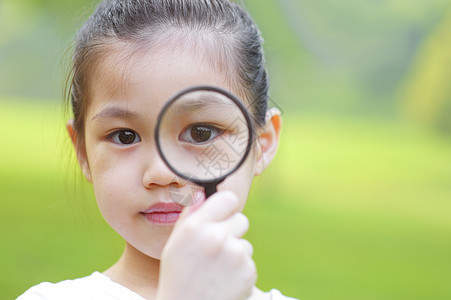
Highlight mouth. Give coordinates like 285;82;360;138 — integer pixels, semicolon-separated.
140;202;184;225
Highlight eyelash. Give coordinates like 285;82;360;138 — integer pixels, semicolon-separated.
179;124;223;144
107;129;141;145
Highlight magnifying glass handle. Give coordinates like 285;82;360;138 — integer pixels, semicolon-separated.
204;183;217;199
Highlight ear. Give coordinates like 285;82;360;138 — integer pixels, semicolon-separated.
254;108;282;176
67;119;92;182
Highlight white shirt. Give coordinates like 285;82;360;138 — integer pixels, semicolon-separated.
17;272;298;300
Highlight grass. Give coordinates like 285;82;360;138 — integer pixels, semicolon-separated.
1;100;451;299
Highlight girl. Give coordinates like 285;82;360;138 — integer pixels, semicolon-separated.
19;0;295;299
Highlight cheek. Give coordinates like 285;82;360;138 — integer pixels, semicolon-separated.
87;146;143;211
218;150;257;209
90;157;144;239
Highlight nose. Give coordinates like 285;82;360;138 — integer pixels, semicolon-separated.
142;149;180;189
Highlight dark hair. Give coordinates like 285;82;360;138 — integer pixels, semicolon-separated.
68;0;268;148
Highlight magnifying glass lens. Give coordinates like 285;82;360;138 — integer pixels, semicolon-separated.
157;89;250;183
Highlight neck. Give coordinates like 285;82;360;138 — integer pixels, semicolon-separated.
104;242;160;299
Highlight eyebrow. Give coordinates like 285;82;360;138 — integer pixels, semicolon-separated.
173;94;237;113
90;105;142;122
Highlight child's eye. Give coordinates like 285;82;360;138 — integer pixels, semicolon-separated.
108;130;141;145
179;124;222;144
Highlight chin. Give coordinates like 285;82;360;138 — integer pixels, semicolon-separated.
130;236;169;260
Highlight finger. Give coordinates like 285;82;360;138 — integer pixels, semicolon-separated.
224;236;255;261
192;191;240;222
220;212;249;238
178;189;206;222
238;238;254;257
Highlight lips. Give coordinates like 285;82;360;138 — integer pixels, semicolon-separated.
141;202;184;225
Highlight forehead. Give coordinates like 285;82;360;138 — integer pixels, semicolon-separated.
86;41;236;118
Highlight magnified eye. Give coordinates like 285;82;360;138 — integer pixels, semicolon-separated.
180;124;222;144
108;130;141;145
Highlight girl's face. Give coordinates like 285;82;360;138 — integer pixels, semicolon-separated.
76;44;260;259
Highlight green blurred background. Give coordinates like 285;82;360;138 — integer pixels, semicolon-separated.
1;0;451;299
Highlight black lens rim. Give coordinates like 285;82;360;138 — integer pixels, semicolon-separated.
154;85;255;186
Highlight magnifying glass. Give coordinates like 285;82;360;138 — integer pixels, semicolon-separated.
155;85;254;199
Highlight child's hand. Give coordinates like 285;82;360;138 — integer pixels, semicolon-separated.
156;191;256;300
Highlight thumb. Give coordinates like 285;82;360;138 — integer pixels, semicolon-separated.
177;189;206;224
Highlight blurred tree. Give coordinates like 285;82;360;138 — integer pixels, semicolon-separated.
277;0;448;99
2;0;450;115
0;0;95;99
399;8;451;134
